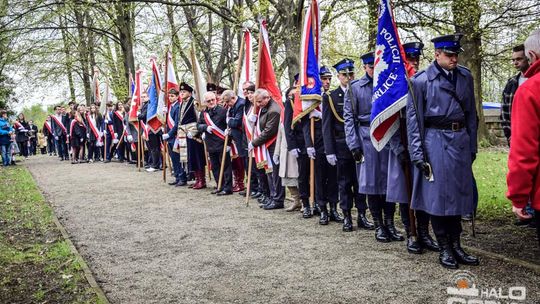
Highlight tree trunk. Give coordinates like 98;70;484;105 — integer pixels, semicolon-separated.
74;8;92;105
366;0;379;51
59;14;76;103
114;1;135;98
452;0;488;141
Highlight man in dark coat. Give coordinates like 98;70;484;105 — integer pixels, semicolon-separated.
222;90;246;193
250;88;284;209
178;82;206;189
162;89;187;186
139;91;162;172
197;91;232;195
323;59;374;232
407;34;479;269
344;52;403;243
51;105;68;161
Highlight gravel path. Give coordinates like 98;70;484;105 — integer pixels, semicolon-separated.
26;156;539;303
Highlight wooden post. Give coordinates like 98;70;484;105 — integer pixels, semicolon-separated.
309;117;315;208
137;123;141;171
203;140;211;181
217;133;229;191
162;47;170;183
244;149;254;207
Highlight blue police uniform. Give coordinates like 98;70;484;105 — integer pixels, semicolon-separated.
406;33;479;268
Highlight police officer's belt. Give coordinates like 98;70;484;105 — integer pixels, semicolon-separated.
359;121;370;127
425;121;465;131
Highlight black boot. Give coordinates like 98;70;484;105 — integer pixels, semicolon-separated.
329;202;343;223
357;211;375;230
450;235;479;266
302;200;312;219
405;227;423;254
312;204;321;216
319;209;329;225
436;235;458;269
384;216;404;241
417;222;439;252
342;210;353;232
373;215;391;243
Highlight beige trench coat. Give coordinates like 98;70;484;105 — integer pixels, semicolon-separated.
273;123;299;179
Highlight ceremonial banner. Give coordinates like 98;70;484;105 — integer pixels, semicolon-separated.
165;51;178;130
147;57;165;132
292;0;322;126
190;44;207;106
370;0;415;151
129;69;143;123
91;67;101;104
256;19;283;109
237;29;254;98
100;80;112;116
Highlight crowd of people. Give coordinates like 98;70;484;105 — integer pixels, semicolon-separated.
1;29;539;269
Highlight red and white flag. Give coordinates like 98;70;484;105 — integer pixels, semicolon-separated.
256;19;283;109
129;69;143;124
190;44;207;105
165;51;178;129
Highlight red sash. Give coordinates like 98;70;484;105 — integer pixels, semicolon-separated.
43;121;52;134
167;101;177;130
203;112;225;140
51;115;66;134
254;107;277;173
86;113;101;142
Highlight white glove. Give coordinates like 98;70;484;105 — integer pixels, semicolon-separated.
127;135;133;142
98;131;103;137
136;111;141;116
248;142;254;151
307;147;316;159
206;126;214;133
224;128;230;136
161;127;165;132
226;116;231;124
162;133;170;140
248;114;257;123
114;133;118;139
201;133;206;140
326;154;337;166
86;133;90;139
96;141;103;147
104;119;109;124
272;154;280;165
290;148;300;158
54;136;59;140
113;139;119;144
309;110;322;119
226;146;231;152
80;138;84;143
187;132;193;139
161;106;168;114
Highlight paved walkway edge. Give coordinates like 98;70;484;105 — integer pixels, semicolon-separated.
463;245;540;274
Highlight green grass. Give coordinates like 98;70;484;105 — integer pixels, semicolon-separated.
0;166;100;303
473;150;512;220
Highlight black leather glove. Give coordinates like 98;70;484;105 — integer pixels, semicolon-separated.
351;148;363;162
471;153;476;163
413;160;431;179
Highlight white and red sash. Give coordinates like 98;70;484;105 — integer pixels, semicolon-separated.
140;121;149;139
51;115;66;134
229;141;239;159
86;113;102;143
114;111;126;139
105;112;116;140
43;121;52;134
13;121;23;130
203;112;225;140
167;102;177;130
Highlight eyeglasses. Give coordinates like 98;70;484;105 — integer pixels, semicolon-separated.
205;98;217;102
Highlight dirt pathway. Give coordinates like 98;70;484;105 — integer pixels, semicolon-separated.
26;156;539;304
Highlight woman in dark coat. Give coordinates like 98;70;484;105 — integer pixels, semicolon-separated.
15;113;30;159
70;110;87;164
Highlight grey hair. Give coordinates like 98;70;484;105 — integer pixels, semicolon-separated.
524;28;540;62
203;91;216;101
221;90;236;101
253;88;270;100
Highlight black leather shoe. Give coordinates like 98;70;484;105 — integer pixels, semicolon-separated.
329;206;344;223
319;211;329;225
238;190;246;196
357;213;375;230
175;180;187;187
169;180;179;186
211;189;220;194
263;200;284;210
259;197;273;208
451;235;479;266
438;236;458;269
217;190;233;196
302;204;312;219
405;228;423;254
312;204;321;216
342;211;353;232
252;192;262;199
418;224;439;252
257;195;267;203
373;216;391;243
384;218;405;241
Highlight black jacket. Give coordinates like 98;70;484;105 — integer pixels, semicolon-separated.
322;87;352;159
227;98;246;157
197;105;227;153
284;97;306;153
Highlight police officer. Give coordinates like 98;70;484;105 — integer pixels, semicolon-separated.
323;59;374;232
344;52;403;242
387;42;439;253
406;34;479;268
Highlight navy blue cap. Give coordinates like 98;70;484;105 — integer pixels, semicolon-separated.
206;83;217;92
402;42;424;58
333;58;355;74
361;52;375;65
319;66;332;78
431;34;464;54
179;82;193;93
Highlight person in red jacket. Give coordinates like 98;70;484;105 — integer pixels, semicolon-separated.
506;28;540;247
